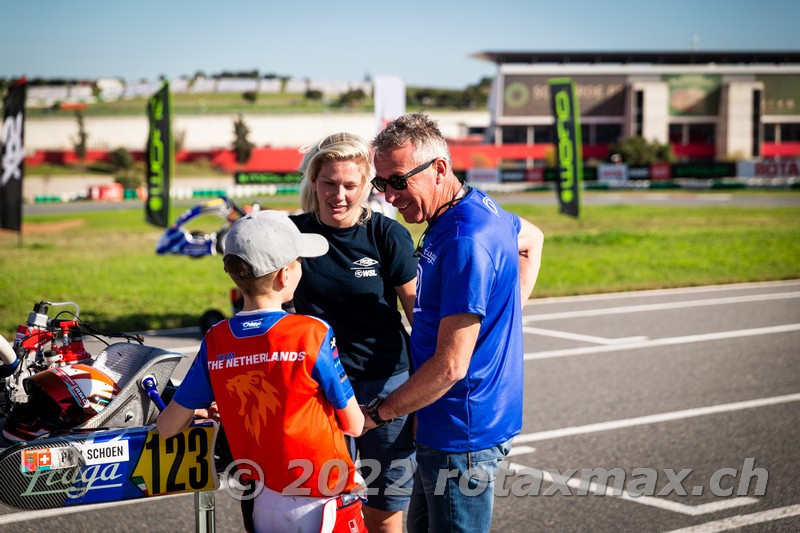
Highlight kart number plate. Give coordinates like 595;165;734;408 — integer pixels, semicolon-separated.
132;424;218;496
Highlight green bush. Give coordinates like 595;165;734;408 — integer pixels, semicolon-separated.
109;147;134;171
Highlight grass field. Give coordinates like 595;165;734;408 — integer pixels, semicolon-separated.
26;91;487;118
1;196;798;339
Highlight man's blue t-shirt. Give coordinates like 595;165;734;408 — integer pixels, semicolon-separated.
412;188;524;452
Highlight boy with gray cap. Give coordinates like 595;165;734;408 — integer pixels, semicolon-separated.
158;210;366;532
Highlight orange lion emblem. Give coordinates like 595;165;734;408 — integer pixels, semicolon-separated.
226;370;281;444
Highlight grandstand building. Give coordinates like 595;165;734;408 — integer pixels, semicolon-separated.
474;50;800;161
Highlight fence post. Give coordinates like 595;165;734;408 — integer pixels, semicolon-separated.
195;491;215;532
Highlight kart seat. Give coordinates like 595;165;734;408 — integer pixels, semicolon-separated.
77;342;185;430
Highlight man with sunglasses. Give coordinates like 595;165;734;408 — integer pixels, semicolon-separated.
365;113;544;532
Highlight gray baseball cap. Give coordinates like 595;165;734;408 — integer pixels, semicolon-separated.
223;210;328;277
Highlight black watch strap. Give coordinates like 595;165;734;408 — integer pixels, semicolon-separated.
366;396;390;427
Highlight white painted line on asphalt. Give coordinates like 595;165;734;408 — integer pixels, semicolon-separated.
524;291;800;322
505;462;757;516
663;503;800;532
645;193;670;201
523;326;648;345
524;323;800;361
696;194;732;202
515;392;800;443
506;445;536;457
526;280;800;307
0;492;190;525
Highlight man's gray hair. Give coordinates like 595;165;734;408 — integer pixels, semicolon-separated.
372;113;452;166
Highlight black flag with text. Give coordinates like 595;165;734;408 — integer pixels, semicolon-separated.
1;79;26;232
548;78;582;218
145;82;172;227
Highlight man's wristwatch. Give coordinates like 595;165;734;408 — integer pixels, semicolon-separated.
365;396;391;427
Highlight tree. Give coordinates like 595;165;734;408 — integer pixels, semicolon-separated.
174;128;187;153
232;114;254;164
608;137;675;165
109;147;134;171
73;111;88;164
109;147;142;189
305;89;323;101
337;88;366;108
242;91;258;104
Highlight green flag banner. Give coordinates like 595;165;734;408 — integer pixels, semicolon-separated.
548;78;583;218
145;82;172;227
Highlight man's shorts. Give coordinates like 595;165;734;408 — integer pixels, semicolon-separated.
348;371;416;513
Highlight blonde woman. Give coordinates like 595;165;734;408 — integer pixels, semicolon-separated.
290;132;417;533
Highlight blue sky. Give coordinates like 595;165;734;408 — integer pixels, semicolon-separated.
2;0;798;88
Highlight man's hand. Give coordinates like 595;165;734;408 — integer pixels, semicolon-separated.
360;404;377;434
194;401;220;422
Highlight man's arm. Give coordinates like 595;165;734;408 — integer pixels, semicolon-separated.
395;278;417;327
156;401;196;439
363;313;480;428
517;216;544;305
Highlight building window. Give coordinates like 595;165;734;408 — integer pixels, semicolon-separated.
669;124;685;144
635;90;644;137
581;125;591;145
595;124;622;144
532;125;554;144
752;90;761;157
764;124;776;142
502;126;527;144
688;123;715;144
781;123;800;142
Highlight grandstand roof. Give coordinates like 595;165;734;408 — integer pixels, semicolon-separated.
472;50;800;65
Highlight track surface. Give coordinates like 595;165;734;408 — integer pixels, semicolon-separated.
1;280;798;532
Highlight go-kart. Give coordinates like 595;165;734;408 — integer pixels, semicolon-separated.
0;300;222;510
155;196;252;332
156;196;254;258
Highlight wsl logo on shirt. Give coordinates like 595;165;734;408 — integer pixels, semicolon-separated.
351;257;378;278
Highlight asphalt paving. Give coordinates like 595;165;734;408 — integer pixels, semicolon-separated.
0;280;798;532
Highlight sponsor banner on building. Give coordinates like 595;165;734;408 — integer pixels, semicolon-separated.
500;169;526;182
145;82;172;228
526;168;545;183
598;164;628;182
650;163;672;181
672;162;736;179
503;75;625;119
757;75;800;116
737;159;800;177
1;79;26;233
549;78;583;218
627;165;650;180
663;74;721;116
374;76;405;133
466;168;501;184
234;172;302;184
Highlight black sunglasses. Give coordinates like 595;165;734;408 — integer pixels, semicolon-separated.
371;159;436;193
